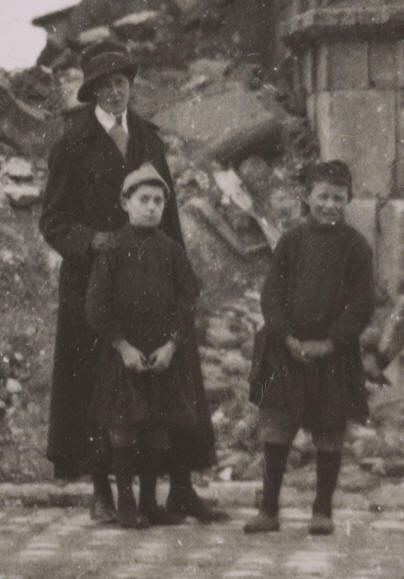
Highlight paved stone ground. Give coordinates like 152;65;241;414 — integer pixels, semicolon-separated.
0;507;404;578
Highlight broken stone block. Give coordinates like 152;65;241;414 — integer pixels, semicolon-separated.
112;11;159;41
377;200;404;297
6;378;22;394
359;457;386;475
345;199;377;255
0;70;61;158
201;363;233;404
199;346;222;365
368;40;395;89
77;26;112;46
218;466;233;481
188;58;232;79
2;157;33;180
206;318;240;349
181;75;210;93
4;184;42;209
301;48;314;95
153;83;282;162
316;41;369;91
316;90;395;199
207;118;282;166
221;349;250;376
396;40;404;88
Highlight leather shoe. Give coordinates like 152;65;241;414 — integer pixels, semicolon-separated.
141;504;183;526
117;510;150;529
309;513;334;535
90;496;117;524
167;489;230;523
243;511;279;534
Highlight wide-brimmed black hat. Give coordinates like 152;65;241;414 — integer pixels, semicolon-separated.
77;40;138;103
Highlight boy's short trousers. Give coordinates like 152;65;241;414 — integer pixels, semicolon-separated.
258;407;344;452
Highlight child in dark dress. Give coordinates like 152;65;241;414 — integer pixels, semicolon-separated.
85;162;200;528
245;160;374;535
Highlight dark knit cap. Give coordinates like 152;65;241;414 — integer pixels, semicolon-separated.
305;160;353;200
77;40;138;103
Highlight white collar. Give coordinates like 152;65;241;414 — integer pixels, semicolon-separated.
95;105;129;134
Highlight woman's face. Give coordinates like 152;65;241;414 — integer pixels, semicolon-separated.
93;72;131;115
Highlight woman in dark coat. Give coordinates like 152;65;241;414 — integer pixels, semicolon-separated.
39;40;220;523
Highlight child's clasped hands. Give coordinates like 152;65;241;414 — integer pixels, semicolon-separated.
286;335;334;364
115;339;176;373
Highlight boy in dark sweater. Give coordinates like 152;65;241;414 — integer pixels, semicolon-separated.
245;161;374;535
85;163;200;528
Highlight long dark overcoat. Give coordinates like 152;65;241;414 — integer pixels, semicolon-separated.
40;105;215;478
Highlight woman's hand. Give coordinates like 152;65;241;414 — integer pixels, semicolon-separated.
114;339;147;373
92;231;116;251
148;340;176;373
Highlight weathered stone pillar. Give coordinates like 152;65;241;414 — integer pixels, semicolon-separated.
284;0;404;200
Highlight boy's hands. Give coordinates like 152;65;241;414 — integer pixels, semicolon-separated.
301;338;334;360
148;340;176;373
114;339;147;373
113;339;177;374
286;335;309;364
286;335;334;364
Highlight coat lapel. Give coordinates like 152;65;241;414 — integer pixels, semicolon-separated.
74;109;128;189
71;107;162;189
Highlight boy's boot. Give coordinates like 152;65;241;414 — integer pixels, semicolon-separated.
114;448;149;529
166;465;229;523
90;466;116;523
309;450;341;535
139;451;183;526
244;443;289;534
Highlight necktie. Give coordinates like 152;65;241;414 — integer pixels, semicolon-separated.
109;115;128;158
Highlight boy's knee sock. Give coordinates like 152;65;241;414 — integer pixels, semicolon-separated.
313;450;342;517
262;443;289;516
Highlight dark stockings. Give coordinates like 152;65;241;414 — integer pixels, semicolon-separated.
92;465;113;504
114;447;136;515
169;463;192;499
262;443;289;517
313;450;341;517
139;449;160;514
